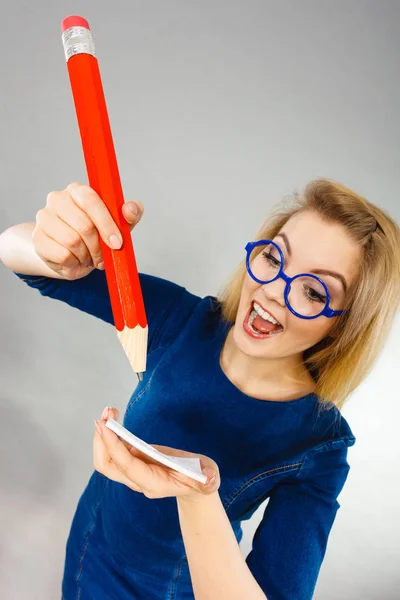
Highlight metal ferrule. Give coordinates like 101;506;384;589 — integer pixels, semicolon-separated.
61;26;96;61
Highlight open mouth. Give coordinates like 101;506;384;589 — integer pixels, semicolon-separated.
243;301;284;338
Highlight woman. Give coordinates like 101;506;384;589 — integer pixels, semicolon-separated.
1;178;399;599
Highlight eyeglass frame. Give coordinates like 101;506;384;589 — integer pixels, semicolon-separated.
244;240;347;320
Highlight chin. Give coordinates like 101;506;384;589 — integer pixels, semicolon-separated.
232;322;269;357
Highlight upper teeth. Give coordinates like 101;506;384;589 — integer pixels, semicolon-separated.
253;302;281;326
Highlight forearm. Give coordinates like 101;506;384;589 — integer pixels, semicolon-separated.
177;492;267;600
0;222;62;277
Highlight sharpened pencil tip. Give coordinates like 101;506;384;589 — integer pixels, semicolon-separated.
136;372;144;382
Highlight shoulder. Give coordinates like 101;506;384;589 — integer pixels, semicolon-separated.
335;410;356;446
296;405;355;494
135;272;205;326
292;400;356;482
138;271;193;300
141;279;224;351
311;398;356;448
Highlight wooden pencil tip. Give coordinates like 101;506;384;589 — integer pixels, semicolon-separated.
117;324;148;374
137;372;144;382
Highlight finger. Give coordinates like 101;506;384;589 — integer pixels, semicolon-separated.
93;421;142;492
100;408;146;460
50;193;105;269
97;419;154;488
164;458;219;494
101;406;119;421
100;409;178;465
150;447;220;493
32;225;81;274
99;412;218;495
36;208;92;267
122;201;144;230
64;183;123;251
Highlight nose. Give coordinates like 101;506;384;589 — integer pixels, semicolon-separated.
261;277;286;309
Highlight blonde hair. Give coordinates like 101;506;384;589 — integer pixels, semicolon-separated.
216;178;400;411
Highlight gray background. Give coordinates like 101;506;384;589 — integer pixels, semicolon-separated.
1;1;399;598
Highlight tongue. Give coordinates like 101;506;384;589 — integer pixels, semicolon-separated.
253;314;281;333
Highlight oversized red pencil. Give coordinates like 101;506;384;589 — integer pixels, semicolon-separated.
61;15;147;381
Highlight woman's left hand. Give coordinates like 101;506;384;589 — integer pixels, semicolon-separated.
93;407;220;502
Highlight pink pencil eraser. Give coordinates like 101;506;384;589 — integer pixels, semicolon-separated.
61;16;90;32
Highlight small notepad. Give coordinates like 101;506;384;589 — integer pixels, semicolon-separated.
105;419;207;484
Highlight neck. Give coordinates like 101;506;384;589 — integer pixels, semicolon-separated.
220;327;315;401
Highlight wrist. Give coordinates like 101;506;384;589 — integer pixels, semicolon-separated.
177;490;220;509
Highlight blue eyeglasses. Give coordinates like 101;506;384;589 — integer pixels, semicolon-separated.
245;240;347;320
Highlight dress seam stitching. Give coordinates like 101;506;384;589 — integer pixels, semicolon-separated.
223;462;302;509
168;558;186;600
74;478;108;599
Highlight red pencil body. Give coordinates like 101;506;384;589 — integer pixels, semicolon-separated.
61;18;147;353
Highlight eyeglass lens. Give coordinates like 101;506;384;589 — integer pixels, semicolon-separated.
248;243;330;317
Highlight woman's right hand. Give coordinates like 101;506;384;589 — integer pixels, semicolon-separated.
32;182;144;280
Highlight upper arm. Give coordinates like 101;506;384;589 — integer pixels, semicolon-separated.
245;440;354;600
13;269;202;353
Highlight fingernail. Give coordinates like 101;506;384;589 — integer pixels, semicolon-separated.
101;406;111;420
94;420;102;435
127;201;138;216
109;234;122;249
97;261;105;270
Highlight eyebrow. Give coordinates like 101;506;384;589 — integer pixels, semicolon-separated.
274;232;348;294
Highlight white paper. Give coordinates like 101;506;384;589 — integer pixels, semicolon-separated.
105;419;207;484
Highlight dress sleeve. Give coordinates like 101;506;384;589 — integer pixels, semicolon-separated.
245;437;355;600
13;269;201;353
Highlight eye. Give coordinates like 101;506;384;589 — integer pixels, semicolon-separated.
262;251;280;268
303;285;326;304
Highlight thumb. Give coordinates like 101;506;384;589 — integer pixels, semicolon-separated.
200;467;219;493
122;201;144;227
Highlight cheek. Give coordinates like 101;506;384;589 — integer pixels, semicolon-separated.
239;278;257;307
289;315;332;343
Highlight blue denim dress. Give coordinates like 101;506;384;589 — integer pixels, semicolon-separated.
14;269;356;600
